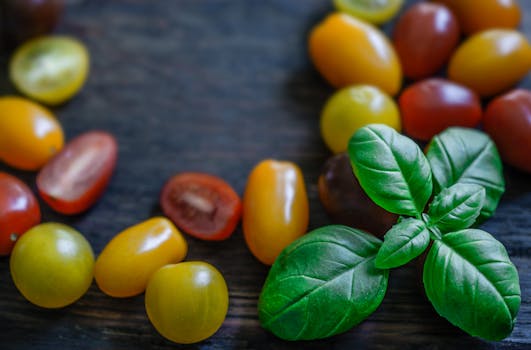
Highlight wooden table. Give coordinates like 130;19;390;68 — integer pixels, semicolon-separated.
0;1;530;349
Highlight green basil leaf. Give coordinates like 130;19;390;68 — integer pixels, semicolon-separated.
348;124;432;217
426;127;505;223
258;225;388;340
423;229;521;341
427;183;485;233
375;218;430;269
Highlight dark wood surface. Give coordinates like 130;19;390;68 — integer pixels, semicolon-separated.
0;1;530;349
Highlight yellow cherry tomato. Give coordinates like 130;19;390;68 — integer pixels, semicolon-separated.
10;223;94;308
145;262;228;344
94;217;187;298
309;13;402;95
448;29;531;97
321;85;401;153
243;160;309;265
0;96;64;170
334;0;403;25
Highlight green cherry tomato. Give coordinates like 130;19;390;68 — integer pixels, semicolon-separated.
333;0;403;25
10;223;94;308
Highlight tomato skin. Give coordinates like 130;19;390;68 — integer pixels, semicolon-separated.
160;172;241;241
94;217;187;298
448;29;531;97
399;79;482;141
393;3;460;80
483;89;531;173
321;85;401;153
243;160;309;265
36;131;118;215
10;223;94;308
309;13;402;95
0;96;64;170
145;262;229;344
433;0;521;35
0;173;41;255
333;0;403;25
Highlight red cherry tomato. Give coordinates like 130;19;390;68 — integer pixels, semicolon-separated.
36;131;118;215
0;172;41;255
399;78;482;141
393;3;460;80
483;89;531;174
160;172;242;240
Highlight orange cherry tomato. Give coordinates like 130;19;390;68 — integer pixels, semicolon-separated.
243;160;309;265
433;0;521;35
0;96;63;170
94;217;187;298
309;13;402;95
448;29;531;97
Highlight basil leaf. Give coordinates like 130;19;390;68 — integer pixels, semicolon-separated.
426;127;504;222
375;218;430;269
258;225;388;340
348;124;432;217
423;229;521;341
427;183;485;233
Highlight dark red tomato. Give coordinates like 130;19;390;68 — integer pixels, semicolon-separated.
399;78;482;141
0;172;41;255
160;172;242;241
318;153;397;238
36;131;118;215
393;3;460;80
483;89;531;173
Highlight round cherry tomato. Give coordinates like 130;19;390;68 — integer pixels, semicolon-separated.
0;173;41;255
483;89;531;173
243;160;309;265
321;85;401;153
10;223;94;308
0;96;64;170
145;261;228;344
309;13;402;95
318;153;397;237
9;36;90;105
448;29;531;97
333;0;403;25
94;217;187;298
160;172;241;241
433;0;521;35
399;79;482;141
36;131;118;215
393;3;460;80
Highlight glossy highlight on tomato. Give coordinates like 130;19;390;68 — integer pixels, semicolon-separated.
243;160;309;265
0;96;64;170
309;13;402;95
145;261;229;344
160;172;241;241
36;131;118;215
0;173;41;255
95;217;187;298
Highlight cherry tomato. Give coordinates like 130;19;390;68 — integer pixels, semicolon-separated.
399;79;482;141
0;96;64;170
448;29;531;97
333;0;403;25
36;131;118;215
483;89;531;173
318;153;397;237
10;223;94;308
0;173;41;255
321;85;401;153
145;261;228;344
243;160;309;265
393;3;460;80
433;0;521;35
9;36;90;105
94;217;187;298
309;13;402;95
160;172;241;241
